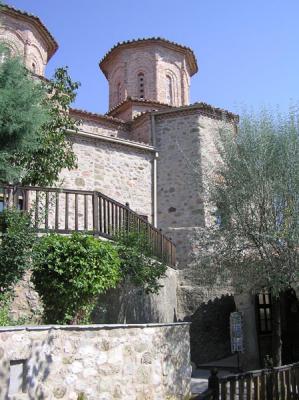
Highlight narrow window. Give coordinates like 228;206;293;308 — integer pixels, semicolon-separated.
32;62;36;73
166;75;173;104
138;73;145;99
117;82;122;103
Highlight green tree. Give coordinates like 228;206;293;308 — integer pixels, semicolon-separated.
0;51;79;185
14;67;80;186
0;51;49;183
202;108;299;366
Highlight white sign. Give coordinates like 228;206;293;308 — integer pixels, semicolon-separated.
230;311;244;353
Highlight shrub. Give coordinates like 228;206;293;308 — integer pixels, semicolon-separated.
32;233;121;324
115;231;167;294
0;208;35;292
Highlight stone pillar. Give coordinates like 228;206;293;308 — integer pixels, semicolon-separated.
234;293;260;370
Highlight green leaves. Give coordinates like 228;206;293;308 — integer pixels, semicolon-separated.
206;107;299;296
115;231;167;294
31;231;167;324
0;53;80;185
0;208;35;291
32;233;121;324
0;55;50;183
14;67;80;186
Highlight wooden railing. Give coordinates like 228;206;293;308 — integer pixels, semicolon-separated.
0;185;176;266
197;363;299;399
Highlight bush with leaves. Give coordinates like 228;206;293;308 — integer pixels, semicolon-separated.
115;231;167;294
0;208;35;292
32;233;121;324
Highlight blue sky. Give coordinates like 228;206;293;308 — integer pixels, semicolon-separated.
6;0;299;115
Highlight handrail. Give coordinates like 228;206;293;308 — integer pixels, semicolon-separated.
0;185;176;266
202;362;299;399
219;361;299;382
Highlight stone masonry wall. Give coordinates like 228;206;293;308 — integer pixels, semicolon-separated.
74;115;130;140
155;110;233;279
154;110;236;364
94;267;178;325
0;323;191;400
59;133;154;220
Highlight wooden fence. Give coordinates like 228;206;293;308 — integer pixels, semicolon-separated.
0;185;176;266
197;362;299;400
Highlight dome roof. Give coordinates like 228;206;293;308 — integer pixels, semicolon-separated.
99;37;198;78
1;4;58;61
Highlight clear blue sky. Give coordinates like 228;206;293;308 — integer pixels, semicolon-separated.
6;0;299;115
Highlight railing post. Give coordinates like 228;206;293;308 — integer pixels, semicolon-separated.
93;191;99;237
208;368;219;399
125;202;130;233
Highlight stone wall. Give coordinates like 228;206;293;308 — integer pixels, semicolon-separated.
0;323;191;400
130;114;152;144
72;112;130;140
94;267;178;324
59;133;154;220
154;109;237;364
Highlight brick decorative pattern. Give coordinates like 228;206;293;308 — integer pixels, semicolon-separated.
0;8;55;75
102;42;192;111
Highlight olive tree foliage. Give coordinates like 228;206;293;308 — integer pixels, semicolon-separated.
198;109;299;297
0;43;80;185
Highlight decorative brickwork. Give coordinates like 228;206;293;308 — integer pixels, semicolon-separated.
0;5;57;75
100;39;197;111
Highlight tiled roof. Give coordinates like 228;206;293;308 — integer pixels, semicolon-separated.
1;4;58;60
70;108;127;125
107;97;172;116
99;37;198;77
128;102;238;123
153;102;239;123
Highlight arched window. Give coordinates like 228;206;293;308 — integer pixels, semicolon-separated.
138;72;145;99
166;75;173;104
0;47;11;64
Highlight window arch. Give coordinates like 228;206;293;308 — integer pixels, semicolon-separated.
138;72;145;99
165;75;173;104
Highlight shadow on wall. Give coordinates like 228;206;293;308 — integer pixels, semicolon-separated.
0;331;54;399
186;294;236;366
92;283;160;324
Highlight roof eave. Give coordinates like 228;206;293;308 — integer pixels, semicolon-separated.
99;38;198;78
